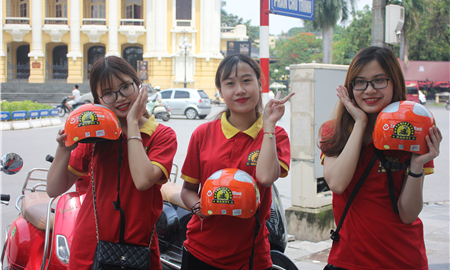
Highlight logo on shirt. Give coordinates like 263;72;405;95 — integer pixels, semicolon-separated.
212;187;234;204
246;150;260;166
77;111;100;127
377;156;401;173
392;122;416;141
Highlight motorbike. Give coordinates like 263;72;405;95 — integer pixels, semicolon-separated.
56;97;89;117
146;100;171;122
157;166;298;270
1;153;88;270
1;152;297;270
446;100;450;111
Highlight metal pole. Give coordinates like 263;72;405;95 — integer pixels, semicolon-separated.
184;46;187;88
260;0;270;104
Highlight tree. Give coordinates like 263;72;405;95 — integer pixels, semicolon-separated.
307;0;356;64
333;6;372;64
269;32;322;79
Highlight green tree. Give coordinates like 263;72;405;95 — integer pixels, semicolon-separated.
307;0;356;64
269;32;322;80
333;6;372;64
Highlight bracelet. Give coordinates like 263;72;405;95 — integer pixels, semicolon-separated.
408;169;425;178
127;136;143;143
191;201;201;215
263;132;275;139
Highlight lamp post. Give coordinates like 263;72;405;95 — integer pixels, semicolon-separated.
274;69;278;93
285;66;290;90
178;36;192;88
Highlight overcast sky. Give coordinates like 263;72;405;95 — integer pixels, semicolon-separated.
223;0;374;35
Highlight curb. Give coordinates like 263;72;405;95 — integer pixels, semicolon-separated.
1;117;63;131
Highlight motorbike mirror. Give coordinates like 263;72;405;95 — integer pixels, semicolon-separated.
1;153;23;175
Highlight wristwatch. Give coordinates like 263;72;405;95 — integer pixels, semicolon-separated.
408;168;425;178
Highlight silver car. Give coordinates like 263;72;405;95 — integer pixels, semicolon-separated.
160;88;211;119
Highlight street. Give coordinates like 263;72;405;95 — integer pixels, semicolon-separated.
1;104;449;268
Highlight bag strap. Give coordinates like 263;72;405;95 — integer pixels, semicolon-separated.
330;153;379;243
238;208;261;270
91;138;156;247
373;148;403;214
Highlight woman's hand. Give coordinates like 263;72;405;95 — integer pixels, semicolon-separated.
56;129;78;151
411;126;442;167
263;91;295;125
336;85;367;123
127;84;148;124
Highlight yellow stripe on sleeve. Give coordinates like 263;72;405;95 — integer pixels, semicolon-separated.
181;174;200;184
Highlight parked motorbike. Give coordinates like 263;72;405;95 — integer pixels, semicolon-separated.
1;153;88;270
56;97;89;117
157;166;298;270
146;101;171;121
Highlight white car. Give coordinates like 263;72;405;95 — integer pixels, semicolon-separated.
418;91;426;105
160;88;211;119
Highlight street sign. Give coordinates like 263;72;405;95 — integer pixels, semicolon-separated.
270;0;314;21
227;41;252;57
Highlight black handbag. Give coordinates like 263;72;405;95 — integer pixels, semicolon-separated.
90;141;154;270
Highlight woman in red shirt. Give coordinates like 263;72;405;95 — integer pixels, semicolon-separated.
319;46;442;270
180;54;294;270
47;56;177;269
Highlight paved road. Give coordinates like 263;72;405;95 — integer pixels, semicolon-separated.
1;104;449;269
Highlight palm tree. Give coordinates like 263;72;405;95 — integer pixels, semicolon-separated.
310;0;356;64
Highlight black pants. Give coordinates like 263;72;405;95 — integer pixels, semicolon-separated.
324;264;347;270
181;246;271;270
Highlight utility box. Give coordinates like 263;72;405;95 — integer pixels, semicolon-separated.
286;63;348;241
385;5;405;45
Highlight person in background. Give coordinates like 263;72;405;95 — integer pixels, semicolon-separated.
67;84;81;111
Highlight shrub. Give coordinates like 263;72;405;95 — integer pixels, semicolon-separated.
0;100;53;120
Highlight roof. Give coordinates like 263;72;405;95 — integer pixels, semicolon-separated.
399;61;450;81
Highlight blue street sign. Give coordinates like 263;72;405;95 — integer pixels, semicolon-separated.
29;110;40;119
11;111;27;120
270;0;314;21
1;111;10;121
39;109;49;117
49;109;59;116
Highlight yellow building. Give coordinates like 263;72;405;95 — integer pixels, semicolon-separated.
1;0;248;96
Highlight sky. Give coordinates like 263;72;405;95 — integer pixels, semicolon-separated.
223;0;374;36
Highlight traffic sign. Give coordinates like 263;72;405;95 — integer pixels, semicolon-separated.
270;0;314;21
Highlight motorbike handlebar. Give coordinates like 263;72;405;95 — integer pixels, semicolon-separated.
45;155;54;163
1;194;10;202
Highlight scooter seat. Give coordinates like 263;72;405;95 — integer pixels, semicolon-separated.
22;192;55;231
161;182;188;210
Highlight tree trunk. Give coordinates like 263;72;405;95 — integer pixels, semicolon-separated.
372;0;386;47
322;25;334;64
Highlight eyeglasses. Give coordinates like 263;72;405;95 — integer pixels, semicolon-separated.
351;78;391;91
100;82;136;104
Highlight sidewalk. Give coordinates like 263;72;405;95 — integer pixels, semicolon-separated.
283;202;450;269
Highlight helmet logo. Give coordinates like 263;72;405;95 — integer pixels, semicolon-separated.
212;187;234;204
78;111;100;127
383;124;389;131
246;150;260;166
392;122;416;140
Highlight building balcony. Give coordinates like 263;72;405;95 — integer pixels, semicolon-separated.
220;24;248;41
43;18;70;42
119;19;145;44
81;19;108;43
4;17;31;42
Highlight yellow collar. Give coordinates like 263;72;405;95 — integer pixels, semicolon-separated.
140;115;159;137
221;112;262;140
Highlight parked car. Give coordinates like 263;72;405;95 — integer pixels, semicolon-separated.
160;88;211;119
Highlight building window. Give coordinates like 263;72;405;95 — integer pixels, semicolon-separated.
125;0;142;19
123;47;143;71
20;3;27;17
91;0;106;19
176;0;191;20
56;5;62;17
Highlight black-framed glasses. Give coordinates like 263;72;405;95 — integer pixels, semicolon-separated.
100;82;136;104
351;78;391;91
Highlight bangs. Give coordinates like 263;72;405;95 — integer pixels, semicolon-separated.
220;57;240;83
97;67;128;95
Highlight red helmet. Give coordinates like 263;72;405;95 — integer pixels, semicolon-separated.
201;168;260;219
373;101;435;154
64;104;121;147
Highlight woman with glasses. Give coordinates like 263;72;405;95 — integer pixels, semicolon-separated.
318;46;442;270
47;56;177;269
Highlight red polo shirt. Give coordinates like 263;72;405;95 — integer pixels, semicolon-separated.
67;116;177;270
181;113;290;270
320;121;433;270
